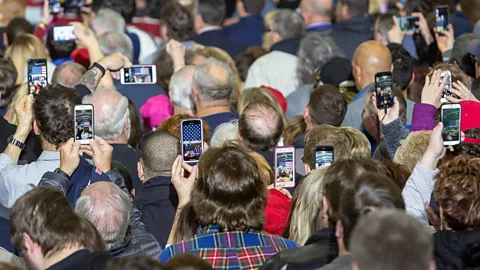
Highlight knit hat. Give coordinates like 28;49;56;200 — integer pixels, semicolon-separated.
318;57;356;93
140;94;174;131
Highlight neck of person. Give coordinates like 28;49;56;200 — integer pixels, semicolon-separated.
41;139;59;152
195;100;231;118
106;136;128;145
238;11;251;18
44;244;85;269
174;105;195;116
197;24;222;35
338;247;351;257
359;77;374;91
308;16;331;26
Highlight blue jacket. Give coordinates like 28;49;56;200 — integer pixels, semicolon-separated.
306;22;333;33
195;29;249;58
329;15;374;60
224;15;264;46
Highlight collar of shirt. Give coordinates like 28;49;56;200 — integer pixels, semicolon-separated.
197;26;222;35
353;82;374;101
37;151;60;161
307;21;332;30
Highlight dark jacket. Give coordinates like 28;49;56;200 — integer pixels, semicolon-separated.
46;249;112;270
134;176;178;249
0;217;15;254
0;115;42;163
434;230;480;270
224;15;264;46
195;29;248;58
329;15;374;60
111;144;142;191
39;168;162;258
113;79;167;117
260;228;338;270
270;37;303;56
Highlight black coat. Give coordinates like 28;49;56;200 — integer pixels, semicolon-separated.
195;29;248;58
434;230;480;270
0;115;42;163
329;15;374;60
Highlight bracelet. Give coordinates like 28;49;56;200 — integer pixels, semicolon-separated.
89;62;106;77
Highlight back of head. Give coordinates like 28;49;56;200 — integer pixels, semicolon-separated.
34;84;81;148
91;0;135;24
196;0;226;26
388;43;415;91
394;130;432;173
156;114;211;140
98;32;134;61
374;13;395;44
161;2;196;41
83;89;129;140
6;17;33;46
427;63;470;87
51;61;86;88
234;46;268;82
340;126;371;159
303;125;348;170
382;161;411;190
338;0;369;18
307;84;347;127
210;120;238;148
154;47;174;91
6;34;47;84
141;132;179;178
92;8;126;35
237;88;285;121
352;41;392;88
304;0;333;17
46;26;76;61
0;54;18;109
166;253;213;270
271;9;306;40
323;158;387;227
297;33;343;85
239;102;284;152
10;187;105;257
169;65;196;110
193;57;234;104
106;256;169;270
241;0;265;15
351;209;432;270
76;182;132;248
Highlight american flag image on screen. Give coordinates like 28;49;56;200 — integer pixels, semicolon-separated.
182;123;202;143
182;122;202;162
31;65;47;76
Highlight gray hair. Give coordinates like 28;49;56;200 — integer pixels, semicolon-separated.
75;182;132;249
169;65;195;110
83;89;130;140
98;32;134;61
210;120;239;148
92;8;126;34
51;61;86;88
297;33;343;85
193;57;234;103
271;9;306;40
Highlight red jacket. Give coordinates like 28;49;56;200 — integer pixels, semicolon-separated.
264;189;291;236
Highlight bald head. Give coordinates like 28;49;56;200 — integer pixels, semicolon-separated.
193;57;234;104
51;61;86;88
142;132;180;178
352;41;392;89
301;0;333;26
239;102;284;152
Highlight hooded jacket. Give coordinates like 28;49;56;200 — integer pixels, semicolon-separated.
434;230;480;270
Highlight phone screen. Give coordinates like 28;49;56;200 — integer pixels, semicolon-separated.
75;106;94;144
27;59;48;95
53;26;76;42
442;107;461;144
436;6;449;33
275;150;295;187
49;0;61;14
181;119;203;162
375;72;394;109
398;16;419;32
315;147;334;168
440;72;456;102
122;66;155;84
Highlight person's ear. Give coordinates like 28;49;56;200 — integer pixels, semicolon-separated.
409;72;416;87
429;260;437;270
390;63;394;72
23;233;38;255
33;120;40;135
272;31;282;43
237;132;243;142
192;85;199;102
304;164;311;175
3;32;8;48
137;161;145;182
237;0;245;15
352;262;360;270
161;25;169;42
131;188;136;197
322;195;329;225
335;219;344;239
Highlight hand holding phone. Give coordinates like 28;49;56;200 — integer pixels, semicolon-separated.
27;59;48;96
181;119;204;163
315;146;334;168
375;72;394;109
121;65;157;84
441;103;461;146
74;104;95;145
275;147;295;188
397;16;420;32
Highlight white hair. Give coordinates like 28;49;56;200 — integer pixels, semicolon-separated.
75;182;132;249
210;120;239;148
169;65;195;110
98;32;134;61
92;8;126;34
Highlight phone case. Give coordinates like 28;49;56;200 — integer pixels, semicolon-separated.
274;147;295;188
180;119;204;163
74;105;95;145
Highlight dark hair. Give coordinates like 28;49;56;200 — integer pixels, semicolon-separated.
388;43;415;91
6;17;33;46
127;99;141;149
166;253;213;270
452;129;480;157
91;0;136;24
307;84;347;127
0;53;18;108
471;76;480;101
34;84;81;149
46;26;76;61
339;0;369;17
197;0;226;26
106;256;169;270
239;102;284;152
141;132;179;177
161;2;196;42
234;46;268;82
154;48;174;91
241;0;266;15
382;161;411;190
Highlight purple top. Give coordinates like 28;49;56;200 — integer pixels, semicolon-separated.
410;103;437;131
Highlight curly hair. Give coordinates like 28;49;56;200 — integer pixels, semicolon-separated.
156;114;210;141
382;161;411;190
434;155;480;231
453;128;480;157
394;131;432;173
34;84;81;149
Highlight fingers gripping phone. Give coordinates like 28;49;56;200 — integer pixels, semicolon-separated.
315;146;334;168
398;16;420;32
375;72;394;109
441;103;461;146
436;6;449;34
27;59;48;96
181;119;204;163
440;71;454;103
274;146;295;188
121;65;157;84
74;104;95;145
53;26;77;42
49;0;61;14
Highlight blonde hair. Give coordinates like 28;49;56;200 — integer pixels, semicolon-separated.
6;34;48;85
210;120;239;148
287;167;327;245
249;151;274;186
237;87;287;126
283;116;307;146
394;131;432;172
341;126;371;159
7;83;28;125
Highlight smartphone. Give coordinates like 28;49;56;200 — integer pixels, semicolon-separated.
181;119;204;163
74;104;95;145
53;26;76;42
49;0;61;14
441;103;461;146
375;72;394;109
440;71;454;103
274;146;295;188
27;59;48;96
315;146;334;168
120;65;157;84
398;16;420;32
436;6;449;34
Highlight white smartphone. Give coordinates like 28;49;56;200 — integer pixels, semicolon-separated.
53;26;76;42
74;104;95;145
180;119;204;164
120;65;157;84
440;71;452;103
441;103;461;146
274;146;295;188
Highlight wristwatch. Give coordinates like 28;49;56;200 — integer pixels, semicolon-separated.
89;62;106;77
7;136;25;150
54;168;71;179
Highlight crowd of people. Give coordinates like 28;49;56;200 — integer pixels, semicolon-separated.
0;0;479;269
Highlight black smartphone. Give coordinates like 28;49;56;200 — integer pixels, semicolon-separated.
375;71;394;109
315;146;334;168
49;0;61;15
436;6;449;33
398;16;420;32
74;104;95;144
180;119;204;163
441;103;461;146
27;59;48;96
